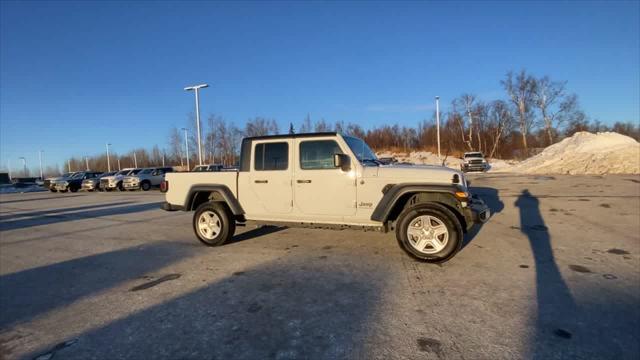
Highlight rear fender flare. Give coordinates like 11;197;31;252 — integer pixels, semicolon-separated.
184;184;244;215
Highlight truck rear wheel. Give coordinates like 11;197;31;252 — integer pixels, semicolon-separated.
193;202;235;246
395;204;462;263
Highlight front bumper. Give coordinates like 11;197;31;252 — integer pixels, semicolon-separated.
462;195;490;230
462;163;489;172
82;183;98;190
123;182;140;190
54;184;68;191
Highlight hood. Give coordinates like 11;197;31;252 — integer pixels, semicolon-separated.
366;164;464;186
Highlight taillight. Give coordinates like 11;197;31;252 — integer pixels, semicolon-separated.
160;180;168;193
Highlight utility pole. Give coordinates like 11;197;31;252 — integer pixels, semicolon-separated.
435;96;441;160
182;127;190;171
38;150;44;179
106;143;112;172
184;84;208;165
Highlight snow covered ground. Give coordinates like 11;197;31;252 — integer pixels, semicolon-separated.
377;132;640;175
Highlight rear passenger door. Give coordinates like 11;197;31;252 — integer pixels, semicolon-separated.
246;140;293;216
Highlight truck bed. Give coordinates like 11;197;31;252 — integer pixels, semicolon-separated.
165;171;238;208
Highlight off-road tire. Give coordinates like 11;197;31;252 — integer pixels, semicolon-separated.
69;187;78;193
117;182;124;191
395;203;462;263
192;202;236;246
49;189;57;193
141;181;151;191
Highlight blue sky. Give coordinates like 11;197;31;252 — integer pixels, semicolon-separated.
1;0;638;170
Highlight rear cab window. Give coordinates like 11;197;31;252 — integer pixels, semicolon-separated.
254;142;289;171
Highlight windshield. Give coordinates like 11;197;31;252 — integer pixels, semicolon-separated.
130;169;142;175
193;166;206;172
344;136;378;163
70;173;84;179
139;169;153;174
464;152;483;158
116;170;129;175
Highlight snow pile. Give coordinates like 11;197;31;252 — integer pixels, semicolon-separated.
506;132;640;175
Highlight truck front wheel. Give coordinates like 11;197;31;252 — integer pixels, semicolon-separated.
395;204;462;263
193;202;236;246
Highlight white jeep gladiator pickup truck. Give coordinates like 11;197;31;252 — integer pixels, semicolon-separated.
161;132;490;263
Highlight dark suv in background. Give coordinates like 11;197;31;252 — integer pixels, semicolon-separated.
54;171;103;192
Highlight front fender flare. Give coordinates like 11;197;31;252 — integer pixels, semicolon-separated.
370;183;465;223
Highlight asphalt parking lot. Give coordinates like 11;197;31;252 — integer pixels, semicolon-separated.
1;174;639;360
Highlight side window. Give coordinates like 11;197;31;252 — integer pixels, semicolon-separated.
254;142;288;171
299;140;343;170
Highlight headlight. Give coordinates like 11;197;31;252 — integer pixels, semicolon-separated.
63;181;69;186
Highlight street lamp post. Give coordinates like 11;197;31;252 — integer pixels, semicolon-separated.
68;159;71;173
184;83;208;166
85;156;90;170
133;151;138;168
38;150;44;179
106;143;112;172
435;96;441;160
181;127;190;171
19;157;27;177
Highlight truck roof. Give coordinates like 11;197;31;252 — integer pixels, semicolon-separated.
243;132;338;141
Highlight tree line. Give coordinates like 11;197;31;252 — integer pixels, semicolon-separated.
55;69;638;175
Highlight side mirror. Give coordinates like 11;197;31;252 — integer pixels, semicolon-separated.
333;153;351;171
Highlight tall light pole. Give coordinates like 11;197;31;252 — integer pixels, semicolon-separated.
68;159;71;173
181;127;190;171
38;150;44;179
435;96;441;160
184;83;208;165
117;158;121;171
106;143;112;172
19;157;27;177
133;151;138;168
7;159;12;180
85;156;90;170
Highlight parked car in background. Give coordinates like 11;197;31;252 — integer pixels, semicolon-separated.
82;171;115;191
123;167;174;191
99;168;142;191
192;164;224;172
461;152;489;172
54;171;103;192
44;172;77;192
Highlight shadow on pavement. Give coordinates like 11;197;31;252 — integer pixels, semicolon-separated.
0;241;196;329
0;201;137;222
462;186;504;249
515;189;635;359
228;225;287;245
0;202;163;231
27;256;386;360
0;194;84;205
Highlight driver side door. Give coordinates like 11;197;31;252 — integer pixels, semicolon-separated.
293;138;356;217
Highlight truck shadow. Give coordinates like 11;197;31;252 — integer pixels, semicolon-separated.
0;202;163;231
515;189;634;359
25;256;387;360
0;194;84;204
0;241;196;330
228;225;287;245
462;186;503;249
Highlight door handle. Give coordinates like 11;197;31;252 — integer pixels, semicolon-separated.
297;180;312;183
254;180;268;184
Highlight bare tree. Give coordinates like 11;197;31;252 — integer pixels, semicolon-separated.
460;94;476;150
300;114;312;133
533;76;566;145
487;100;514;158
502;70;537;153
